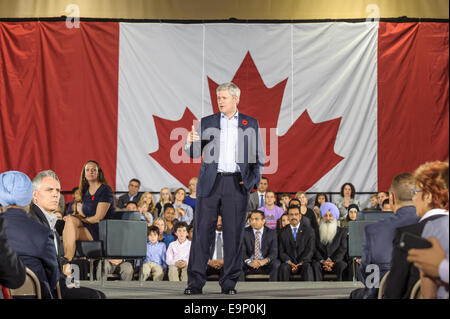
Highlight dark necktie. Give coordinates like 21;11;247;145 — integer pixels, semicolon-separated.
216;233;223;259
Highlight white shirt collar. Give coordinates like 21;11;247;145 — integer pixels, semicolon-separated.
252;227;264;236
419;208;448;222
220;109;239;120
290;223;300;231
36;204;58;230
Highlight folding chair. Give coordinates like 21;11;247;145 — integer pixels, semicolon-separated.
8;267;41;299
348;220;377;281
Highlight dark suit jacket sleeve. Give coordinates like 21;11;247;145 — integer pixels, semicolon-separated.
0;218;26;289
265;229;278;262
331;230;348;262
300;228;315;263
117;194;129;209
41;230;60;290
247;119;265;191
278;231;291;263
384;228;409;299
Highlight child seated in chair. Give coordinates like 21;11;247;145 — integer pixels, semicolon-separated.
142;226;166;281
166;222;191;281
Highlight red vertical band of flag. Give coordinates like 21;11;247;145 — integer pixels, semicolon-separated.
378;22;449;190
0;22;119;195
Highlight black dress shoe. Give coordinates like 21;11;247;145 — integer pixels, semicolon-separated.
221;288;237;295
184;287;202;295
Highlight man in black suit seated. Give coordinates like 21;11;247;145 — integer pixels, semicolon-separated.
313;202;348;281
0;170;59;299
242;210;279;281
29;170;105;299
117;178;142;209
206;214;224;278
278;206;315;281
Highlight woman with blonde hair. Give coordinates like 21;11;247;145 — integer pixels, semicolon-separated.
155;187;172;217
138;192;157;219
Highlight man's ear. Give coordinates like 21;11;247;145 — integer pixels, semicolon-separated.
389;192;395;207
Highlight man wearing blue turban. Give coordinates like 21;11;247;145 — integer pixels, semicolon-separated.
313;202;348;281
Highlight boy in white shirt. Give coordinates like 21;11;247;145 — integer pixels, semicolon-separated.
166;222;191;281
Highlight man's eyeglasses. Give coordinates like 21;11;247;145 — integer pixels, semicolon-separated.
410;189;422;196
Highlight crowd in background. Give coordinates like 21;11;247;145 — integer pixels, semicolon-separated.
0;160;448;299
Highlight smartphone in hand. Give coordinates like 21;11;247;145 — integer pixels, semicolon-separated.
399;232;432;251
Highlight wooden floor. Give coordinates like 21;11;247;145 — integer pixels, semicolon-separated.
79;280;364;299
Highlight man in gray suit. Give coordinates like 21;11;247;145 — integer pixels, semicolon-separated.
247;177;269;213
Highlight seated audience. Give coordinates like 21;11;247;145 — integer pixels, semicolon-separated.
295;193;320;238
65;187;80;215
138;201;153;225
259;190;284;229
381;198;392;211
184;177;197;212
247;177;269;212
313;193;328;223
368;194;378;210
29;170;105;298
155;187;173;217
153;217;175;249
117;178;142;209
313;202;348;281
0;170;59;298
62;160;115;277
0;217;26;292
162;204;177;235
138;192;158;220
384;161;448;299
334;183;360;220
243;210;279;281
125;201;138;211
172;188;194;225
278;206;315;281
276;213;290;237
97;259;134;281
207;215;224;278
350;173;419;299
340;204;359;229
166;222;191;281
278;193;291;213
142;226;167;281
411;216;449;298
376;191;389;210
407;165;449;299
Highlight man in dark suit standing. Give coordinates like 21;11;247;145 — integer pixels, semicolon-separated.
278;206;315;281
0;170;59;299
314;202;348;281
242;210;279;281
185;82;264;295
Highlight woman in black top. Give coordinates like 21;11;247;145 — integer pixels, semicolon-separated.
62;160;115;276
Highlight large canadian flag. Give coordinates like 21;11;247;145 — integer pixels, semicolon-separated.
0;21;448;202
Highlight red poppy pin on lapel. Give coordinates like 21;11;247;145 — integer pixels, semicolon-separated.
242;120;248;125
92;196;95;201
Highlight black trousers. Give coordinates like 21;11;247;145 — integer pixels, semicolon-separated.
312;260;347;281
279;262;314;281
187;174;249;291
243;259;280;281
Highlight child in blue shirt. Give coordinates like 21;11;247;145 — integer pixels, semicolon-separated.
142;226;166;281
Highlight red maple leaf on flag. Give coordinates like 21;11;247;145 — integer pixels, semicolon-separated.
150;52;344;191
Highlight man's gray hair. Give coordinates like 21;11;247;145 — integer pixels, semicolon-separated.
216;82;241;99
32;170;60;191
